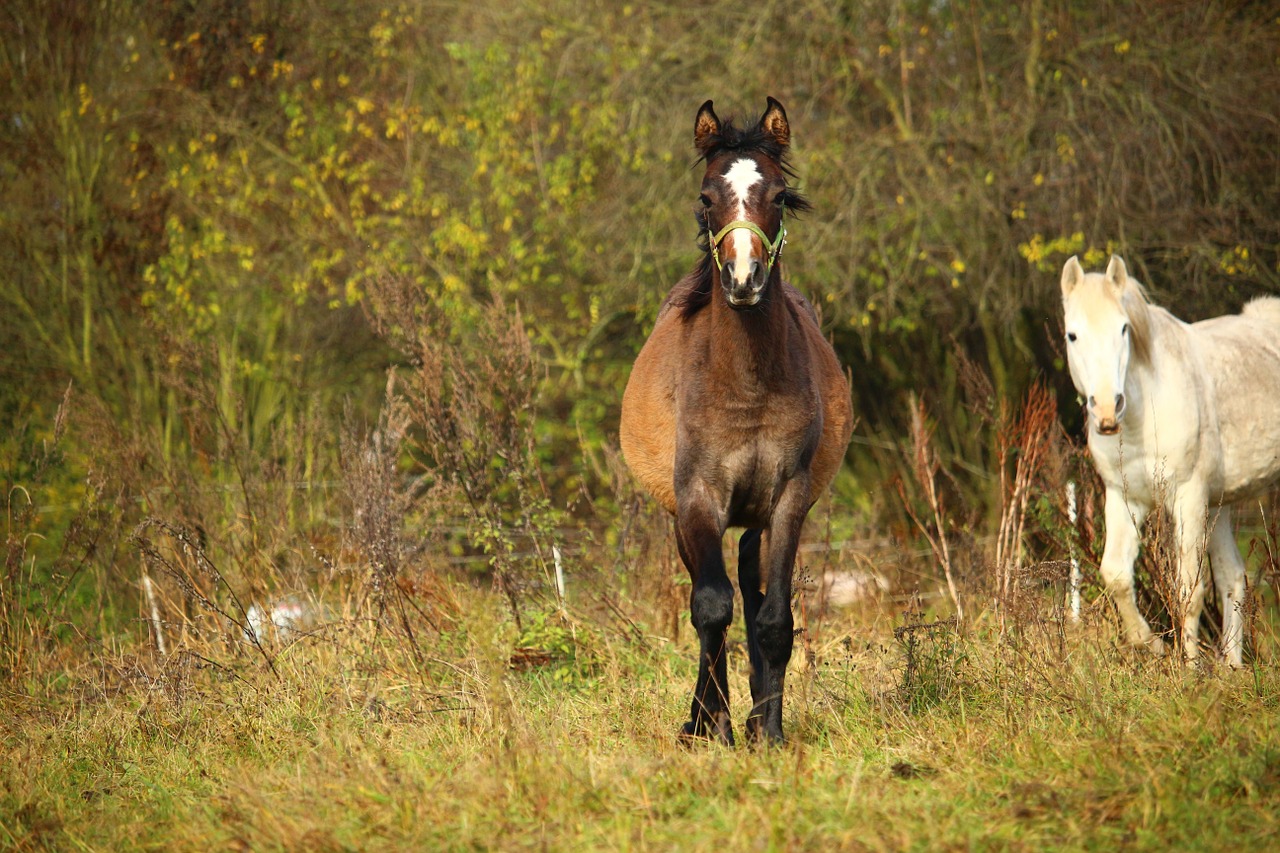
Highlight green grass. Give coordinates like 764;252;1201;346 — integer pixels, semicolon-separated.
4;594;1279;852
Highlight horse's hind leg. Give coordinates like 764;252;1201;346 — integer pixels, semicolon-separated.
1173;492;1210;664
1208;507;1248;669
737;529;765;734
675;509;735;746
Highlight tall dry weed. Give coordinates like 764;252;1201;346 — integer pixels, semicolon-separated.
898;397;964;623
130;517;281;678
367;274;564;629
335;373;458;661
992;380;1063;629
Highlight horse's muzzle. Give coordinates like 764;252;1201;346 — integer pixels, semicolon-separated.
1089;393;1125;435
722;258;766;307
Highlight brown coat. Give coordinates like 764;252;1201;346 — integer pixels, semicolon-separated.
621;277;852;523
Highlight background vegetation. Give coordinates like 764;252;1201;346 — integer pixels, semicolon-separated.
3;0;1279;848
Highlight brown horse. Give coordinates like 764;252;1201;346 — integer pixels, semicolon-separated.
620;98;853;745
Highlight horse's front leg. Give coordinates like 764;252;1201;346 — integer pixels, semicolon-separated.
1173;492;1210;664
745;474;810;745
1099;488;1162;654
675;493;734;745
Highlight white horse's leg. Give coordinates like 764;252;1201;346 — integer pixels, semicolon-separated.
1100;490;1161;652
1207;507;1248;669
1173;493;1210;663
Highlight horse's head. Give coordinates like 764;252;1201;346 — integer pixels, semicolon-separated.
1061;254;1148;435
693;97;810;308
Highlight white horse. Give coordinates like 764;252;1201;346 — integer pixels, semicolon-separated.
1061;255;1280;666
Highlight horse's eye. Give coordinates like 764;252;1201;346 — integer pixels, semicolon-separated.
699;194;712;208
1121;323;1129;336
774;191;787;207
1067;332;1077;343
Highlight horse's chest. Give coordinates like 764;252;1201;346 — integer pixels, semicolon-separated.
678;389;818;522
1088;417;1199;505
721;435;790;485
1089;439;1157;503
712;438;797;523
697;388;814;457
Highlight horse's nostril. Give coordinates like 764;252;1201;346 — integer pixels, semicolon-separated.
1115;393;1125;413
1088;395;1096;408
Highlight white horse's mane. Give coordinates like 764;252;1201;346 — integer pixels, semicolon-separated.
1117;275;1154;366
1125;287;1280;368
1243;296;1280;323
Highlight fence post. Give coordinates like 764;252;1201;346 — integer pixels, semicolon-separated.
142;572;167;654
553;544;566;611
1067;480;1081;622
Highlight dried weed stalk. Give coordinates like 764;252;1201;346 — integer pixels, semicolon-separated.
339;374;449;651
368;274;560;628
894;595;964;714
130;518;280;680
899;398;963;622
994;381;1059;624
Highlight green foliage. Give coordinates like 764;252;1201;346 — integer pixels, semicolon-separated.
1;388;133;679
7;0;1279;533
512;608;600;684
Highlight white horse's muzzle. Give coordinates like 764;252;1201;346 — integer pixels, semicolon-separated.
1090;393;1126;435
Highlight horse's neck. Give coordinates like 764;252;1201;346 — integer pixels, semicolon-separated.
1126;307;1193;420
707;280;794;386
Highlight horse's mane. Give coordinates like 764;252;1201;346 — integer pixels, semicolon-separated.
1243;296;1280;324
694;117;801;177
668;250;718;317
673;116;812;318
1119;276;1154;366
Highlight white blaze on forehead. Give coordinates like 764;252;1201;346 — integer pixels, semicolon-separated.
723;157;762;202
722;158;762;285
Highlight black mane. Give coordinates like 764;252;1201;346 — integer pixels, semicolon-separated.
694;116;798;180
675;117;811;318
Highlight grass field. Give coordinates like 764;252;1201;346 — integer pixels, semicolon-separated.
4;578;1279;852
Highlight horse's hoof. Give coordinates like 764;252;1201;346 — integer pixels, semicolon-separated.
678;719;735;747
1146;636;1167;657
745;717;784;747
748;730;785;748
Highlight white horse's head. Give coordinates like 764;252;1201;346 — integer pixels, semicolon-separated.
1061;255;1149;436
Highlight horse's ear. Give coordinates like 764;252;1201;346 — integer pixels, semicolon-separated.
1061;256;1084;299
1105;255;1129;295
694;100;721;155
760;96;790;148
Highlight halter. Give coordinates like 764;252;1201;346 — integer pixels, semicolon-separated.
707;213;787;277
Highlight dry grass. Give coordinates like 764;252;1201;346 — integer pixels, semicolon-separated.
3;572;1280;851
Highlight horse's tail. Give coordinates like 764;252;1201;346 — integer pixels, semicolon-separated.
1242;296;1280;326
